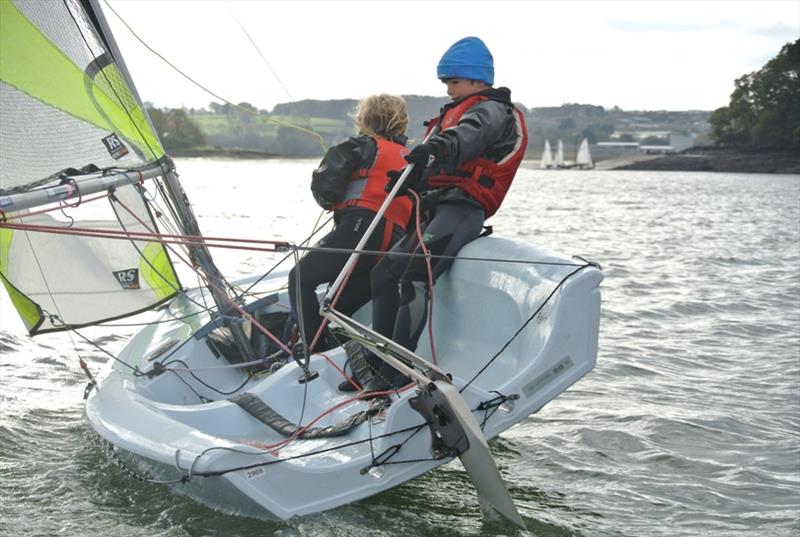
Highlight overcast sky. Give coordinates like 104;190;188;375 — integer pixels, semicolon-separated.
102;0;799;112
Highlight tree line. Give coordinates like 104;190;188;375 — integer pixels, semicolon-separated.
709;39;799;150
146;100;712;158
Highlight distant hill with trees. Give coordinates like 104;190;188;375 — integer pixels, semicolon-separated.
148;97;712;159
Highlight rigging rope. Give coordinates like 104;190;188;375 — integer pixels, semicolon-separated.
408;190;438;364
0;219;586;268
228;11;309;125
110;190;295;356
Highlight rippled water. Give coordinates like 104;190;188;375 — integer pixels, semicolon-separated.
1;160;798;537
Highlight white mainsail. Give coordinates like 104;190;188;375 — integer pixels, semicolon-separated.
555;139;565;168
576;138;594;169
540;140;554;168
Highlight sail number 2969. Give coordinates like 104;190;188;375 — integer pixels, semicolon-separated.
245;467;266;480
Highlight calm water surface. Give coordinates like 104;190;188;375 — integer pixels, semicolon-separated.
1;159;798;537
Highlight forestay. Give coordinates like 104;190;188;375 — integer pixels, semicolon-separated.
0;0;179;334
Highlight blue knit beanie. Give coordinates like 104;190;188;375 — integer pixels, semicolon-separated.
437;36;494;85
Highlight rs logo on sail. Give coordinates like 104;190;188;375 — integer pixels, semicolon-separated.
102;133;129;159
113;269;140;290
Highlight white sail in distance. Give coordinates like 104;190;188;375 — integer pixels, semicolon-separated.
540;140;554;168
576;138;594;169
555;140;565;168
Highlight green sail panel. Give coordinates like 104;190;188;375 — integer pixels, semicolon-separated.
140;240;180;302
0;1;162;155
0;227;44;332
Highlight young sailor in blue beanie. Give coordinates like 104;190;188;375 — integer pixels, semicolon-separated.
436;36;495;86
350;36;528;393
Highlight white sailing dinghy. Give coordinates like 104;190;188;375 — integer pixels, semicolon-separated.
576;138;594;169
0;0;603;525
540;140;554;168
555;139;566;168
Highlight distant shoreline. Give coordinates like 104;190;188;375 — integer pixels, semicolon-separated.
168;147;281;159
608;146;800;174
524;147;800;174
173;146;800;174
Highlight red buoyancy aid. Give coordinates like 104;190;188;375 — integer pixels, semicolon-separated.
335;138;413;230
424;94;528;218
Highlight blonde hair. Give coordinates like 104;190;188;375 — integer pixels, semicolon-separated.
353;94;408;139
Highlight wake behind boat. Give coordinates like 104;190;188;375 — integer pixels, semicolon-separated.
0;0;603;524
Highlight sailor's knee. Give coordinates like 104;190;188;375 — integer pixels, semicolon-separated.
399;280;428;305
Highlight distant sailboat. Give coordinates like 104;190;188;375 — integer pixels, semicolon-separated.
540;140;554;168
555;140;565;168
576;138;594;169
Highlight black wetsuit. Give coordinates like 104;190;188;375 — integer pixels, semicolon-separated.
289;208;402;349
370;198;484;351
289;134;406;351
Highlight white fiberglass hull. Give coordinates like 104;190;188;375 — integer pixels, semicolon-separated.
85;237;602;519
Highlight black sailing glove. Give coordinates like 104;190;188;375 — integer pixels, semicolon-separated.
385;142;440;195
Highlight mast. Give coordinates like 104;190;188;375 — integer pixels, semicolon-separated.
161;163;255;358
83;0;255;358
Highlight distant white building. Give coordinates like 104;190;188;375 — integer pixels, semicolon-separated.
597;134;695;155
597;142;639;149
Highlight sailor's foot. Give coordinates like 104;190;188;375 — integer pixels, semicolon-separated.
336;341;381;393
337;378;362;392
361;365;412;395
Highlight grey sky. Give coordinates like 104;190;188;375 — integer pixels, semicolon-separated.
103;0;800;112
